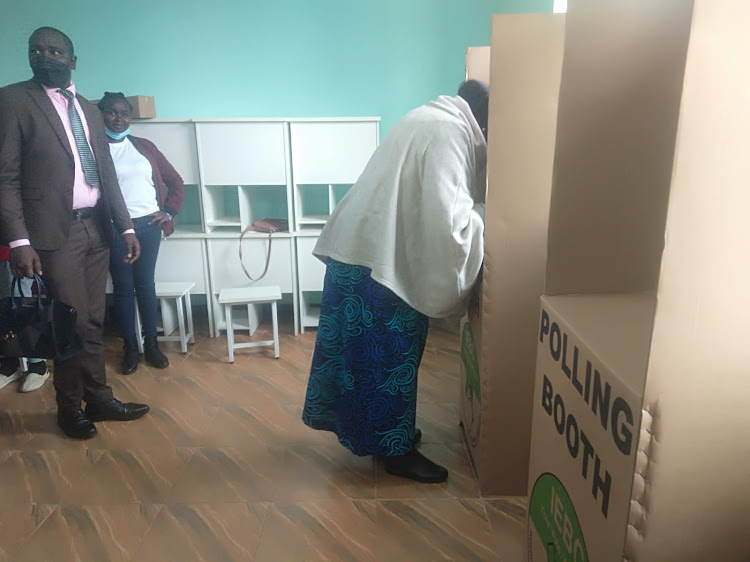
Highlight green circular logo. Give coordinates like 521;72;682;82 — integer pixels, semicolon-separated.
529;473;589;562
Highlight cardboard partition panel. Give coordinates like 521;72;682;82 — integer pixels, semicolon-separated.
528;1;750;560
465;46;491;83
545;0;693;297
459;13;565;496
529;295;655;561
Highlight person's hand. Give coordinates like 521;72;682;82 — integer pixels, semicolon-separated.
148;211;171;226
122;233;141;264
10;246;42;278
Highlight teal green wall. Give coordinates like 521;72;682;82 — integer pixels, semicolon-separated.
2;0;552;133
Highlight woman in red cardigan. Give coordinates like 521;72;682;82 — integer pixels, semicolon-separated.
98;93;185;374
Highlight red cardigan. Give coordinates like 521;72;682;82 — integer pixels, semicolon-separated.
0;245;9;262
125;136;185;237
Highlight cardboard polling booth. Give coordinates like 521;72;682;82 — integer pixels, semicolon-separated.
459;13;565;496
465;46;491;83
527;1;750;561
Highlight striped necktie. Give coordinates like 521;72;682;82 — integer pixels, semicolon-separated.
57;88;100;188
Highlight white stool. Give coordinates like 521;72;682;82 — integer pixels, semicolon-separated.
135;281;196;354
218;286;281;362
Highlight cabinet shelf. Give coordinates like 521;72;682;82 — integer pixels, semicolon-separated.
239;185;290;228
172;184;203;230
300;290;323;331
203;185;242;233
171;224;205;237
297;216;329;225
207;217;242;228
293;183;353;231
333;184;354;205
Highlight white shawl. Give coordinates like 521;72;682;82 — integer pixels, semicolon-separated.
314;95;486;318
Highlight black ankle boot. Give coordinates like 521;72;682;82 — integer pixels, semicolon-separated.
384;450;448;483
144;336;169;369
121;339;140;375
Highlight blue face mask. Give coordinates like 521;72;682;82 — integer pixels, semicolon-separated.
106;127;130;140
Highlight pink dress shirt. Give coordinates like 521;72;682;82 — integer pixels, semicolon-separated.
44;83;101;210
10;82;133;248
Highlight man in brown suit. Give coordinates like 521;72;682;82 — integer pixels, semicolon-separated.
0;27;150;439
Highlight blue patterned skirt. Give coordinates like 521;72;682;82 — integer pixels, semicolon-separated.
302;259;429;456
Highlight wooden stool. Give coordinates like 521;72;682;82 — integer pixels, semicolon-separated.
218;286;281;362
135;281;196;354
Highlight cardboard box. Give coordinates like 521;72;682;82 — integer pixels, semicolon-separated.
527;1;750;560
91;95;156;119
127;95;156;119
459;13;565;496
465;46;491;83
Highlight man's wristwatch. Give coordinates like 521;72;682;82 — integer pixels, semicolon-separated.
165;212;172;221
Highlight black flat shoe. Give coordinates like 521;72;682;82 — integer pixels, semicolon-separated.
384;450;448;483
144;336;169;369
121;339;140;375
414;428;422;445
57;409;97;440
85;398;150;422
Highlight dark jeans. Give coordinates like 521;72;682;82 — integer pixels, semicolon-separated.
110;217;161;341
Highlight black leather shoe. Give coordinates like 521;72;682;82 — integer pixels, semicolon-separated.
384;450;448;483
57;409;97;440
144;336;169;369
121;339;140;375
84;398;150;422
413;428;422;445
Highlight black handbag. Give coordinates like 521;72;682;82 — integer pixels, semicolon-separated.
0;275;83;360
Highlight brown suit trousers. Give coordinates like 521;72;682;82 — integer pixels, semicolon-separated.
36;215;114;409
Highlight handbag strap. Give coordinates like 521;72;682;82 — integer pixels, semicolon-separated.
11;274;45;311
239;226;272;281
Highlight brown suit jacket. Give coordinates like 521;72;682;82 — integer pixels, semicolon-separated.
0;79;133;251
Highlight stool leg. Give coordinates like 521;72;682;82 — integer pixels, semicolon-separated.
185;291;195;344
134;298;144;354
160;297;170;337
225;304;234;363
176;295;187;354
272;301;279;359
19;357;28;372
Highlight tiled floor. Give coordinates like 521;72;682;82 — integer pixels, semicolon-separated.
0;317;527;561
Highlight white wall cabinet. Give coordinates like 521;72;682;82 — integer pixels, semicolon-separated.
196;122;287;186
128;117;379;337
154;239;209;294
290;122;378;185
295;234;328;331
131;122;200;185
289;120;379;330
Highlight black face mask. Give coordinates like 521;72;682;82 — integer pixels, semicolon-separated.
30;56;71;88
